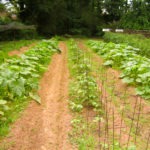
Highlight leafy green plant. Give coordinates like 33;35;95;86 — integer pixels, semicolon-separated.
68;39;101;149
68;40;100;112
0;39;39;64
70;116;97;150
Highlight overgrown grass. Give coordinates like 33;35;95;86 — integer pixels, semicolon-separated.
0;40;38;54
0;40;39;64
103;32;150;59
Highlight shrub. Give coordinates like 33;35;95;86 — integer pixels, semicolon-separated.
0;29;38;41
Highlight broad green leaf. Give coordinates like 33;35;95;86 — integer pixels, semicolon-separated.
29;92;41;104
0;111;4;116
122;77;134;84
10;77;25;97
103;60;114;66
0;100;7;105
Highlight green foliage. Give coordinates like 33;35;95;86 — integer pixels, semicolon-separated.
0;29;38;41
103;0;125;22
119;0;150;30
0;39;38;54
102;0;150;30
68;39;101;149
0;38;59;121
88;40;150;100
70;116;97;150
0;3;11;26
7;0;104;36
68;39;100;112
0;3;6;12
0;39;39;65
6;0;150;35
103;32;150;59
78;134;96;150
0;15;11;25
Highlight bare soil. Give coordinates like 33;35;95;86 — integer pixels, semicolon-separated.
8;44;35;56
1;42;73;150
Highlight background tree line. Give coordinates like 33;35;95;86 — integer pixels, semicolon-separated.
1;0;150;36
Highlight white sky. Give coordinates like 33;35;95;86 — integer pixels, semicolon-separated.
1;0;6;3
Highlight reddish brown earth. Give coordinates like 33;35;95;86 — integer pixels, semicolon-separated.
8;43;36;56
77;41;150;149
1;42;73;150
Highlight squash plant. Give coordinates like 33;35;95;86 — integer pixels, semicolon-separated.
0;38;59;121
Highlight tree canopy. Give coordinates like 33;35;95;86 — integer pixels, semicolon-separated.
2;0;150;36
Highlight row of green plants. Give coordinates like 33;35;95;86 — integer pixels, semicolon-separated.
68;39;101;149
68;39;100;112
0;38;59;122
87;40;150;100
103;32;150;59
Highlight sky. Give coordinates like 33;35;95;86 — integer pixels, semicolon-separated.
1;0;14;11
1;0;9;5
1;0;6;3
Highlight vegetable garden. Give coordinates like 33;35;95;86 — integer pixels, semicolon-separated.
0;39;59;136
0;37;149;150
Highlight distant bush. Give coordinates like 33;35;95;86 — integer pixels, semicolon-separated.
119;9;150;30
0;29;38;41
69;26;104;37
0;17;11;25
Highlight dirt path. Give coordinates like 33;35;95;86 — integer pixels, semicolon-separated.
8;43;36;56
1;42;73;150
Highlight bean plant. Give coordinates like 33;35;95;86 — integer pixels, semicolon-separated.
69;39;100;112
68;39;101;150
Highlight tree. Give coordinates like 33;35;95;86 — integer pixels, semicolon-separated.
102;0;125;22
0;2;6;12
7;0;149;35
7;0;104;36
120;0;150;30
